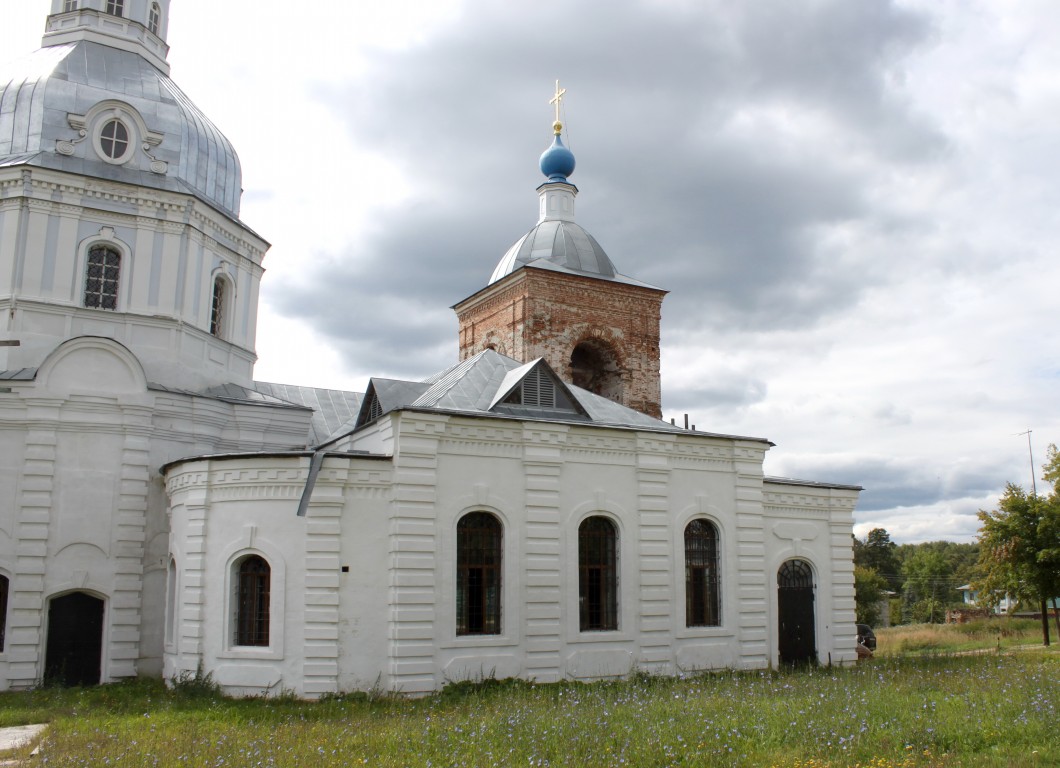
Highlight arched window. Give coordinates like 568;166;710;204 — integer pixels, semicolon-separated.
84;244;121;310
105;0;124;17
234;555;270;647
148;3;161;35
685;519;720;627
209;275;227;338
0;575;8;652
579;516;617;631
570;339;623;401
456;512;502;635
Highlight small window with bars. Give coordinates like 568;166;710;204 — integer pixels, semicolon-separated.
579;516;618;631
685;519;721;627
456;512;502;635
84;245;121;310
234;555;270;647
210;276;226;337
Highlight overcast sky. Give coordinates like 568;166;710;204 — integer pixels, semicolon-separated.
4;0;1058;544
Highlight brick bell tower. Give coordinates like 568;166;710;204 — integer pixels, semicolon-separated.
454;84;667;418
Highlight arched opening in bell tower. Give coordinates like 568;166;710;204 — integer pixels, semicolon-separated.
569;339;623;402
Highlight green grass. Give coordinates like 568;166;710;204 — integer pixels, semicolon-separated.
875;618;1046;656
0;650;1056;767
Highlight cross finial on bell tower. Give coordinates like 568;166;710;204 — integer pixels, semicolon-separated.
549;80;566;135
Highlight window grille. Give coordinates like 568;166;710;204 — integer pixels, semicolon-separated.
778;559;814;589
685;519;720;627
235;556;270;646
210;276;226;337
456;512;502;635
84;245;121;310
579;516;618;631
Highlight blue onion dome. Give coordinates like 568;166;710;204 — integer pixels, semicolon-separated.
539;122;576;182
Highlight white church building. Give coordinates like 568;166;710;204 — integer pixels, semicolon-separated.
0;1;861;697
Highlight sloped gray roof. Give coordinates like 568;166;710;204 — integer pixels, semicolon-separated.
252;382;364;445
355;349;758;439
417;352;520;411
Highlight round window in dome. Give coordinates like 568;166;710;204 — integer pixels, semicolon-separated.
99;119;130;160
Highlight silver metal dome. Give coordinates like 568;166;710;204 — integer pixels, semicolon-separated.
490;220;618;284
0;40;242;218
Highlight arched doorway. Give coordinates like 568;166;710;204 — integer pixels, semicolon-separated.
777;559;816;667
569;339;622;402
45;592;104;686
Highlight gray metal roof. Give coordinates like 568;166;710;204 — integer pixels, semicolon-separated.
252;382;364;445
0;40;243;218
355;349;760;439
0;368;36;381
491;220;616;283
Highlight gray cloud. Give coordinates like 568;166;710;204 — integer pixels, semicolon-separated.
275;0;942;373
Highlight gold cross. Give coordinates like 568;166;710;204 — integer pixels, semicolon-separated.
549;80;566;129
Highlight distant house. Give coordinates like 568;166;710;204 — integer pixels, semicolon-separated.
956;585;1014;614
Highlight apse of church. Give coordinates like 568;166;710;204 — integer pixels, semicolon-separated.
454;84;666;418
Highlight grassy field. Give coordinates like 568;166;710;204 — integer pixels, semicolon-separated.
0;634;1055;766
875;618;1047;656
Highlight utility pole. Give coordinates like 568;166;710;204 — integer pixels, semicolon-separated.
1017;429;1036;496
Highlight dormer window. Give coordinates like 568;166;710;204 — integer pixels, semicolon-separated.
148;3;161;35
364;391;382;422
105;0;124;17
502;366;576;409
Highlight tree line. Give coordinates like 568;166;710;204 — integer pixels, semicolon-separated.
854;443;1060;645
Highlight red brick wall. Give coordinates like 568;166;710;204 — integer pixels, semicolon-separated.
454;268;666;418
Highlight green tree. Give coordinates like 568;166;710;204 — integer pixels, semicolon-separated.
854;528;902;589
901;548;953;623
1044;443;1059;489
854;566;888;625
976;483;1060;645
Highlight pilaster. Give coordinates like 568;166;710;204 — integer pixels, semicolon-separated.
108;405;153;680
521;423;567;682
387;413;445;693
733;442;768;668
634;434;674;671
6;399;61;687
300;460;345;698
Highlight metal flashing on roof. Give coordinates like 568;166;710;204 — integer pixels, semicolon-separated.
764;476;864;492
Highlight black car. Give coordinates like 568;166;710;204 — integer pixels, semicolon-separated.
856;623;877;651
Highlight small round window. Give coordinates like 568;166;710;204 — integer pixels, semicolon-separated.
99;119;130;160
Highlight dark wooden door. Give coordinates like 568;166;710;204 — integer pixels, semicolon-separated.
778;560;816;667
45;592;104;686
